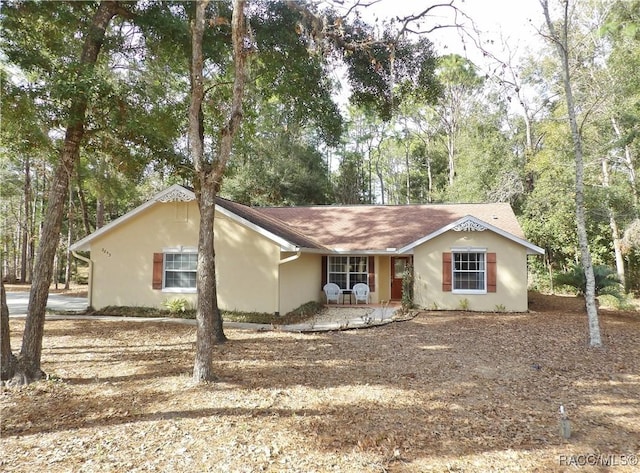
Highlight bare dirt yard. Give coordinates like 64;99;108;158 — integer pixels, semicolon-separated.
2;293;639;472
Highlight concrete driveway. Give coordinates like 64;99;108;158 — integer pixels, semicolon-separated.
5;292;88;316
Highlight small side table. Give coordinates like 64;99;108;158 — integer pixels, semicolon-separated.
341;290;353;304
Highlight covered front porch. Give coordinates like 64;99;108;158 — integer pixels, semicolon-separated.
322;254;413;305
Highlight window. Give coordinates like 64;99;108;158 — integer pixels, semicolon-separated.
165;252;197;289
153;249;197;292
453;251;486;293
328;256;368;290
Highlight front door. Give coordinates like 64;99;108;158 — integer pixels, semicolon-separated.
391;256;411;300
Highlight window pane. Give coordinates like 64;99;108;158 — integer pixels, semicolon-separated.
394;259;407;278
166;271;196;288
349;256;367;273
329;256;347;273
329;274;347;289
350;274;368;288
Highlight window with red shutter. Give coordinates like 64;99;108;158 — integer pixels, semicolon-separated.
446;250;495;293
152;249;198;291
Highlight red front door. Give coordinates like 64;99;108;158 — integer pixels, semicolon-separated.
391;257;411;300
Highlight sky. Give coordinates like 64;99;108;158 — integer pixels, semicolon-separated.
356;0;547;68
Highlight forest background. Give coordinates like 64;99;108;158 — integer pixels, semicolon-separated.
2;0;640;296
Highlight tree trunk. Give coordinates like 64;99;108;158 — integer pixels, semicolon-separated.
404;140;411;204
190;0;217;383
1;278;17;381
542;0;602;347
447;130;455;187
611;117;638;210
16;1;122;385
20;156;32;283
602;159;626;287
190;0;247;383
96;197;105;229
193;182;223;382
76;179;93;236
64;186;73;289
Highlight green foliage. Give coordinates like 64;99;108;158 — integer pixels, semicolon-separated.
401;264;415;310
162;297;192;314
94;305;165;318
449;99;517;203
626;247;640;295
333;151;368;204
598;293;637;311
250;1;343;145
458;298;470;311
554;264;623;299
226;103;333;206
341;24;440;120
520;119;578;267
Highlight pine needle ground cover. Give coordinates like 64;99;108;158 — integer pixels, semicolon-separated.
2;294;639;472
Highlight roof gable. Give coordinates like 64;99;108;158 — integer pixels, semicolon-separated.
70;184;195;252
398;215;544;255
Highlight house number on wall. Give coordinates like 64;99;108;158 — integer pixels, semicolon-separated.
101;248;111;258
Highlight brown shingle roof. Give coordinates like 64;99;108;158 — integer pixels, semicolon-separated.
254;202;525;252
215;197;328;251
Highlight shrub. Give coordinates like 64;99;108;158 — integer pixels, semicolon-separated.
401;264;415;310
162;297;192;314
554;264;623;299
458;298;470;311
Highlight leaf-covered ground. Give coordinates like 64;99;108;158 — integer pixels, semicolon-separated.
2;293;639;472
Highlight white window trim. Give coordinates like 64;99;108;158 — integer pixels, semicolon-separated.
451;248;487;295
162;246;197;293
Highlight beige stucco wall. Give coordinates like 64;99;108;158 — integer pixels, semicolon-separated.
278;252;322;314
90;201;200;310
215;214;280;313
89;200;282;313
412;230;530;312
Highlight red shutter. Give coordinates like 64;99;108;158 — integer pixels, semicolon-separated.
442;252;452;292
487;252;497;293
368;256;375;292
152;253;163;289
321;255;327;288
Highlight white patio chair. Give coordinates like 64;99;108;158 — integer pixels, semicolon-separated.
323;283;341;304
352;283;370;304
